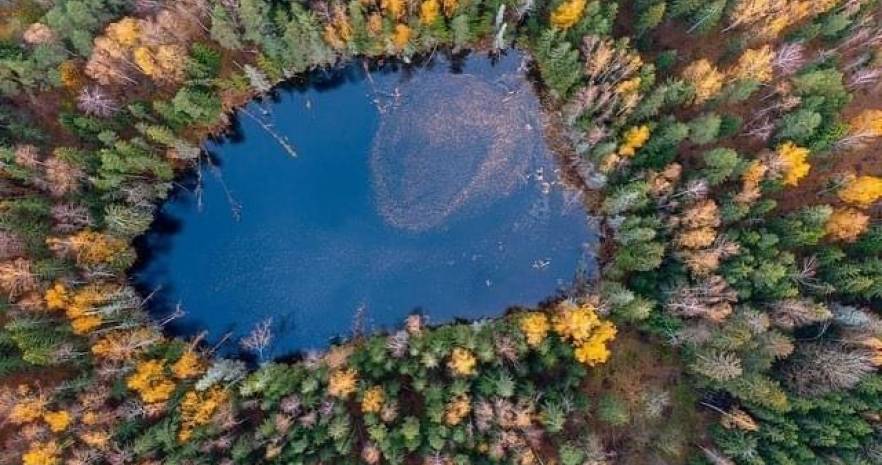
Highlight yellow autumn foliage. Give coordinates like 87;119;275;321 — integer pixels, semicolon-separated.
58;60;84;90
682;59;724;104
519;312;550;347
178;387;228;442
442;0;458;16
618;125;651;157
48;230;128;266
43;283;68;310
367;13;383;36
10;397;46;424
42;410;71;432
849;109;882;138
839;176;882;208
616;77;642;95
573;320;617;366
381;0;405;20
71;314;102;334
22;441;60;465
736;159;768;204
552;301;600;342
79;430;111;449
392;24;412;51
420;0;440;24
444;394;471;425
127;359;176;404
361;386;385;414
776;142;810;186
106;17;140;47
731;45;775;83
448;347;477;376
676;226;717;249
323;6;353;50
328;368;359;398
172;351;205;379
825;208;869;242
550;0;587;30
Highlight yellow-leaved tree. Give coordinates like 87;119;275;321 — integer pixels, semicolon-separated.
550;0;587;30
106;17;140;47
361;386;385;414
682;59;724;104
178;387;228;442
839;176;882;208
391;24;412;51
825;207;870;242
328;368;358;398
381;0;405;20
448;347;477;376
618;125;651;157
731;45;775;83
420;0;440;24
127;359;176;404
776;142;810;186
323;5;353;50
22;441;60;465
519;312;550;347
47;230;129;267
849;109;882;139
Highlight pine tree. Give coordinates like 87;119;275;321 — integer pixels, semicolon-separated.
635;2;666;35
688;113;722;145
533;29;583;99
688;0;726;34
701;148;743;185
210;4;243;50
239;0;272;46
691;350;743;382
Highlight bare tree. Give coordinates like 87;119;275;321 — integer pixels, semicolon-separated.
768;299;832;330
781;343;876;396
241;317;273;361
773;43;805;77
77;87;119;117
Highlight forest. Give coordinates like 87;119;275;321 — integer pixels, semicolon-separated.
1;0;882;464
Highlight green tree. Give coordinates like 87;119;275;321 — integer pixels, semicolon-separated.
776;109;822;143
635;1;666;35
533;29;583;99
701;147;742;185
210;4;243;50
688;113;722;145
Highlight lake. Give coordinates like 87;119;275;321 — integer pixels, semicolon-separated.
133;50;596;358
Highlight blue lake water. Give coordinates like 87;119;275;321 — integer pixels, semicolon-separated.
134;51;596;357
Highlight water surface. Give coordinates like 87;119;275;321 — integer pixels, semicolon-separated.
134;51;595;357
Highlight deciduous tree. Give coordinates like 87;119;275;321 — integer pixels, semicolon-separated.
682;59;724;104
825;207;869;242
550;0;587;30
838;175;882;207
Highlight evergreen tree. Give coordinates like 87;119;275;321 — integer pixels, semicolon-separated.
533;29;583;99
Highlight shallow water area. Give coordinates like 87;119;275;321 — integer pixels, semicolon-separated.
134;51;596;358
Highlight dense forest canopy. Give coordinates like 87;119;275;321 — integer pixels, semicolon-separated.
1;0;882;465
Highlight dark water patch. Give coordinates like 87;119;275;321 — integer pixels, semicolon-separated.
133;50;596;358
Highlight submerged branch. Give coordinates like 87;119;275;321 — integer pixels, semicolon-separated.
239;107;299;158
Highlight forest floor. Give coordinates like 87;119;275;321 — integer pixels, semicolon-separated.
580;330;711;465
